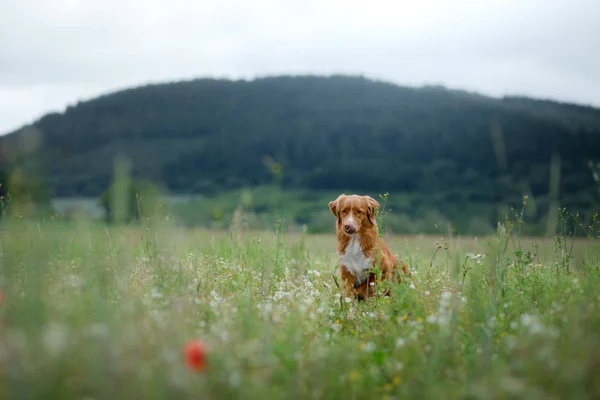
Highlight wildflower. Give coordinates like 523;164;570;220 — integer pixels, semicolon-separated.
435;241;448;250
349;370;360;382
361;342;376;352
229;370;242;388
409;282;416;290
86;323;109;338
520;314;545;335
393;376;402;385
344;297;352;303
466;253;485;265
150;287;163;299
440;291;452;302
331;322;342;333
395;337;406;349
42;323;69;358
184;339;208;372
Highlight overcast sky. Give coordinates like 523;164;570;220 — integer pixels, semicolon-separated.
1;0;598;135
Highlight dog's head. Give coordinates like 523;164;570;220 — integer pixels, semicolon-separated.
329;194;380;236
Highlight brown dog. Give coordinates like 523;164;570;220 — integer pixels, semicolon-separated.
329;194;408;300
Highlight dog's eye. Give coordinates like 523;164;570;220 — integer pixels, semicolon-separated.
355;210;362;214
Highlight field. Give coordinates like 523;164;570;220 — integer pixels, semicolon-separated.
1;213;600;399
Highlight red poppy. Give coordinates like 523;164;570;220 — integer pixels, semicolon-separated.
184;339;207;372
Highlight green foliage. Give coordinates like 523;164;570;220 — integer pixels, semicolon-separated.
99;178;165;223
0;167;54;218
1;75;600;233
0;217;600;398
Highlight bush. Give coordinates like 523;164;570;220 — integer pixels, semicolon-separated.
99;179;166;223
0;167;54;219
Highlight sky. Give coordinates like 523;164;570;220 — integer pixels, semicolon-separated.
1;0;599;135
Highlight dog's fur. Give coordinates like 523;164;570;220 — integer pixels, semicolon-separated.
329;194;408;300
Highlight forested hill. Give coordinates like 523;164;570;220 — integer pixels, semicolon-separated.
1;75;600;214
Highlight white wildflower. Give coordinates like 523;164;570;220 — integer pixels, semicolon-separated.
466;253;485;265
66;274;82;288
363;342;376;352
395;338;406;349
440;291;452;302
86;323;109;338
43;323;69;358
520;314;546;335
229;371;242;388
331;322;342;333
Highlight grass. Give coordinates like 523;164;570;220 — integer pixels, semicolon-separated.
0;211;600;399
154;184;570;235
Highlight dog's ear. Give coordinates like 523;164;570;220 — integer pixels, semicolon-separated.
329;194;345;217
328;200;337;216
364;196;381;224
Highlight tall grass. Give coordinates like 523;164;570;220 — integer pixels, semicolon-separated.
0;206;599;399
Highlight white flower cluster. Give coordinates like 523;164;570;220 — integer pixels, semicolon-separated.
426;290;455;329
466;253;485;265
518;314;559;339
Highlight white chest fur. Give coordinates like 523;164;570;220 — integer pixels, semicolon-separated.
339;235;372;283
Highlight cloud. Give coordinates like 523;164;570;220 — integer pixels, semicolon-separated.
1;0;598;134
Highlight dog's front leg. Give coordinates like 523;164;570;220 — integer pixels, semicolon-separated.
357;272;378;299
339;265;363;299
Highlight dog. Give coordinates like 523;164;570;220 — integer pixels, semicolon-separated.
329;194;408;300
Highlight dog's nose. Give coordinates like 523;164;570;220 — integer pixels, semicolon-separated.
343;223;356;234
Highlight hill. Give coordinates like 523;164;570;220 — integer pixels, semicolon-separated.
1;75;599;233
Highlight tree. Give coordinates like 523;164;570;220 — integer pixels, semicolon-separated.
99;178;165;223
0;167;53;218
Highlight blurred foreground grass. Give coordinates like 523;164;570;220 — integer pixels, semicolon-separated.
0;216;599;399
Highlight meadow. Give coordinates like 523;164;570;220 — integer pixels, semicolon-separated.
0;208;599;399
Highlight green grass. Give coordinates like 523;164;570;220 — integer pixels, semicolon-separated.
1;213;600;399
163;185;600;237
